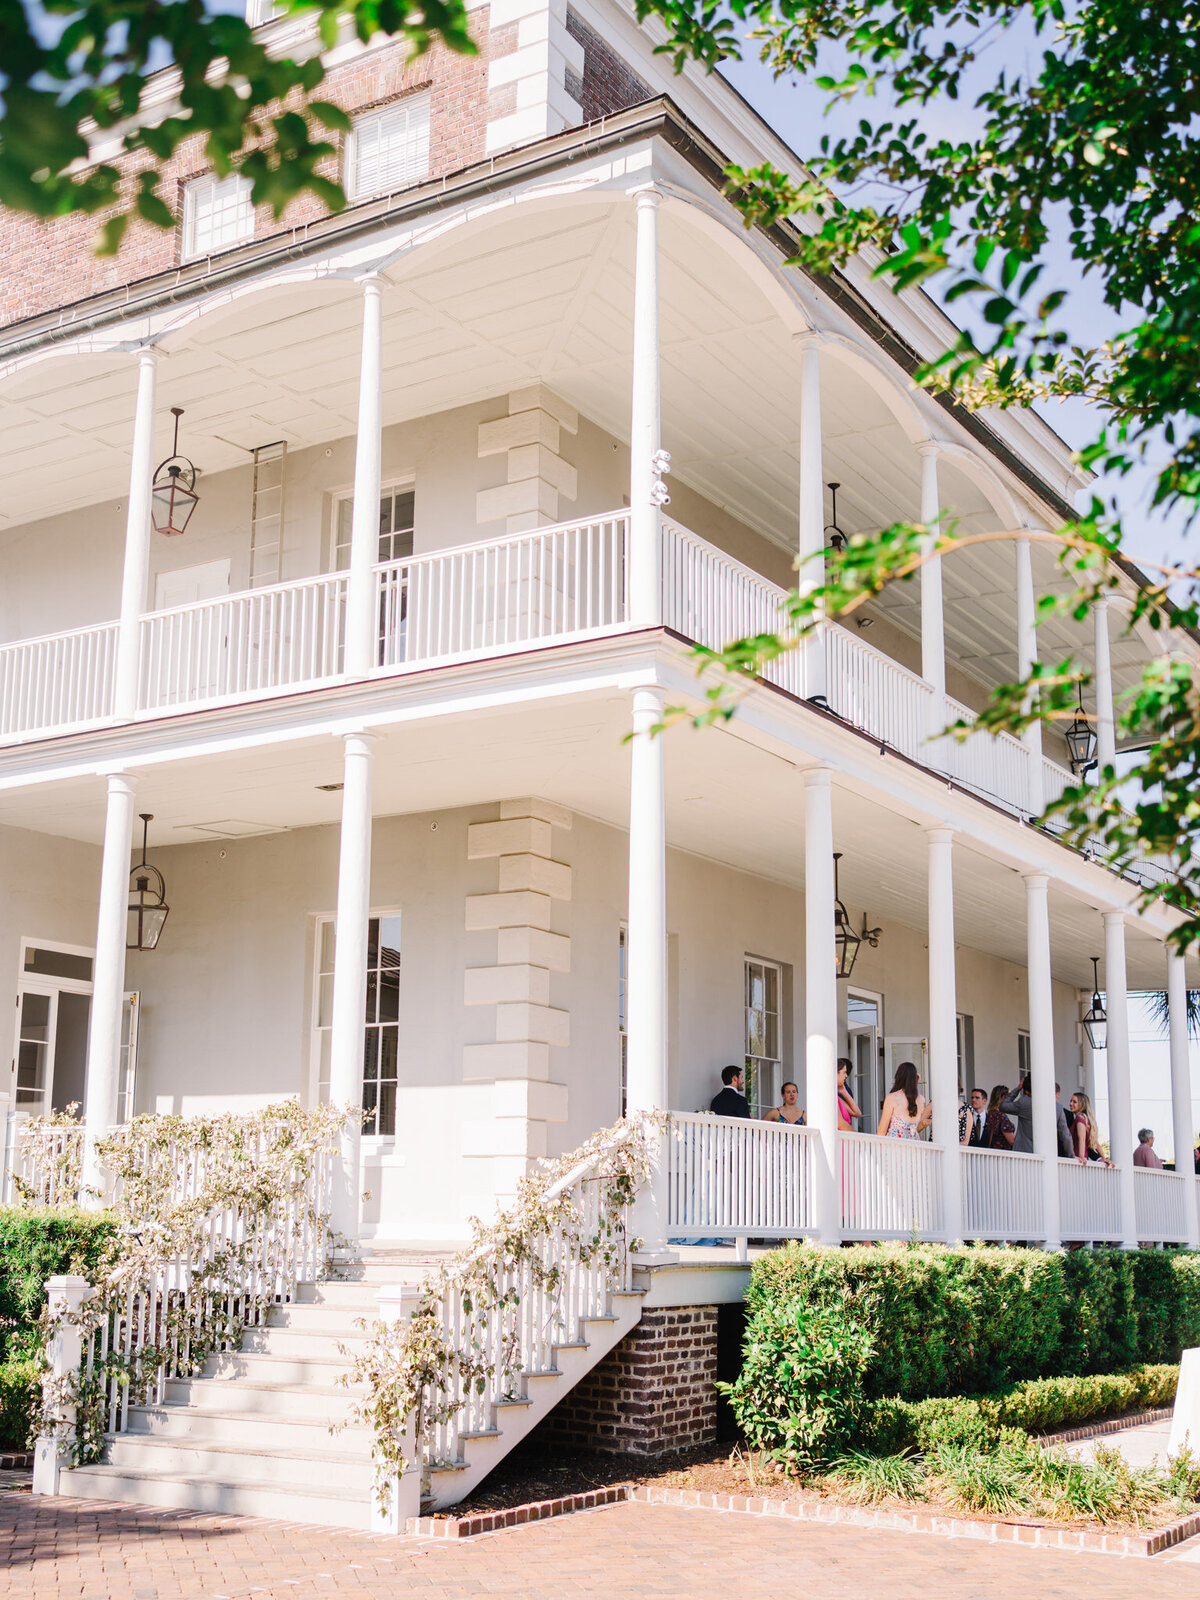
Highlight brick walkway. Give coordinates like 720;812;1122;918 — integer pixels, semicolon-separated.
3;1488;1200;1597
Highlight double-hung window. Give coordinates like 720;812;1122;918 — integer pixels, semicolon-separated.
182;173;254;260
744;957;782;1117
311;914;402;1136
346;95;432;200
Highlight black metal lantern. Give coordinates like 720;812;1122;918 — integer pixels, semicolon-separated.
1082;955;1107;1051
151;407;199;537
128;814;169;951
1065;681;1098;777
833;852;861;978
824;481;848;553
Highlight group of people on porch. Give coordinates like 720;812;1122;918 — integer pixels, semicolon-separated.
708;1062;1122;1165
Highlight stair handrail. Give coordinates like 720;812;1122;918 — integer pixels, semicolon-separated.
345;1112;659;1502
35;1102;343;1469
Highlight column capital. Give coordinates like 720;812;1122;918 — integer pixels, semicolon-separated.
1023;870;1050;890
628;182;664;208
133;344;159;368
925;826;954;845
1103;908;1126;928
793;328;823;352
356;270;386;293
337;726;379;747
916;439;941;460
803;766;832;790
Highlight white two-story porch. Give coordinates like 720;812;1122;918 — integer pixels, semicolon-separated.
1;104;1197;1259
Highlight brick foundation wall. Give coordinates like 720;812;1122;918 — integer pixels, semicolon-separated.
0;17;503;331
542;1306;719;1457
565;9;651;122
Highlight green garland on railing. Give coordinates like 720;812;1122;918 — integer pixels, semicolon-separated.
344;1112;659;1503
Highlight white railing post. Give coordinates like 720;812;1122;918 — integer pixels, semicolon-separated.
918;443;947;755
1094;595;1116;770
1167;949;1200;1249
927;829;961;1242
629;186;663;628
328;730;377;1240
1015;534;1045;813
796;331;826;704
370;1283;424;1533
1025;872;1061;1248
345;275;385;678
113;348;158;720
625;685;672;1260
804;768;839;1243
1104;911;1138;1249
82;772;137;1203
32;1274;90;1497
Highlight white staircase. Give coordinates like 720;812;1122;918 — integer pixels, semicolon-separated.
57;1245;646;1529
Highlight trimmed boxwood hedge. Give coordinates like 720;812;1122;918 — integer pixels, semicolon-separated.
747;1243;1200;1401
0;1207;116;1451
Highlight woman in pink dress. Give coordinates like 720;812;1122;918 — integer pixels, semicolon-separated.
877;1061;926;1139
836;1058;863;1131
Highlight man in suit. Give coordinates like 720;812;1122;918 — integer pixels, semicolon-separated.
966;1087;988;1146
710;1064;751;1118
1055;1084;1076;1158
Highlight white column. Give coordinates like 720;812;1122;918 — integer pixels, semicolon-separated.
1094;596;1117;770
625;685;671;1258
1015;535;1045;812
804;768;839;1243
628;187;663;627
1103;911;1138;1248
113;349;158;720
82;772;137;1202
796;332;827;704
327;731;377;1239
927;829;961;1242
1167;950;1200;1249
344;275;385;678
918;445;946;739
1025;873;1062;1249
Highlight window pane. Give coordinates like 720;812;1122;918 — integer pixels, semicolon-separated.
184;174;254;259
24;947;93;982
349;96;431;199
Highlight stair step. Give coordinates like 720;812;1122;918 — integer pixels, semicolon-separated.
105;1431;374;1493
59;1464;373;1531
240;1325;367;1358
164;1375;358;1422
127;1403;370;1451
203;1349;354;1387
265;1302;377;1334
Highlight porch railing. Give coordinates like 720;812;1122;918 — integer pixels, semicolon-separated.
0;620;118;739
961;1145;1045;1241
665;1112;816;1240
839;1131;945;1240
139;570;348;713
1058;1159;1123;1242
660;520;804;699
944;694;1032;809
826;626;934;765
1133;1165;1191;1244
375;513;629;670
1;1114;84;1207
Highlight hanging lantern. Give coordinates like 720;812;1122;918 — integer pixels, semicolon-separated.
824;481;848;552
128;814;170;951
151;407;199;537
833;852;861;978
1082;955;1107;1051
1065;681;1098;777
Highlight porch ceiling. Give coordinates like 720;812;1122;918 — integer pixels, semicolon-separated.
0;681;1178;991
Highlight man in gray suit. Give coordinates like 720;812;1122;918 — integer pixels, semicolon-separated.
1055;1084;1075;1158
1000;1076;1035;1153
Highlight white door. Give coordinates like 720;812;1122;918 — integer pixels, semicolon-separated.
118;992;139;1124
846;988;883;1124
154;559;231;611
884;1036;929;1105
155;560;233;702
11;988;58;1116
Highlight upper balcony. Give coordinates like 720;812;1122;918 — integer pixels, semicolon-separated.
0;149;1172;890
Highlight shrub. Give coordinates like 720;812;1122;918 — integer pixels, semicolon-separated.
746;1243;1200;1399
0;1207;115;1360
717;1296;873;1470
0;1358;39;1452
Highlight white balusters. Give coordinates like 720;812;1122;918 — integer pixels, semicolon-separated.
1058;1158;1123;1242
666;1114;815;1243
838;1132;944;1240
960;1146;1045;1240
1132;1166;1191;1244
0;621;118;740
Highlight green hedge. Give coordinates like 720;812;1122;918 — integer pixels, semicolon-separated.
0;1206;115;1359
0;1207;116;1452
867;1364;1180;1455
747;1244;1200;1400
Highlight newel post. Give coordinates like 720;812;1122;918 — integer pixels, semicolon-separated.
32;1275;91;1497
369;1283;424;1534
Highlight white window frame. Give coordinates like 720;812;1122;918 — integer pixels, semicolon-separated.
11;941;96;1117
744;955;783;1118
182;172;254;261
846;985;884;1122
345;94;432;201
329;477;416;572
309;909;403;1141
